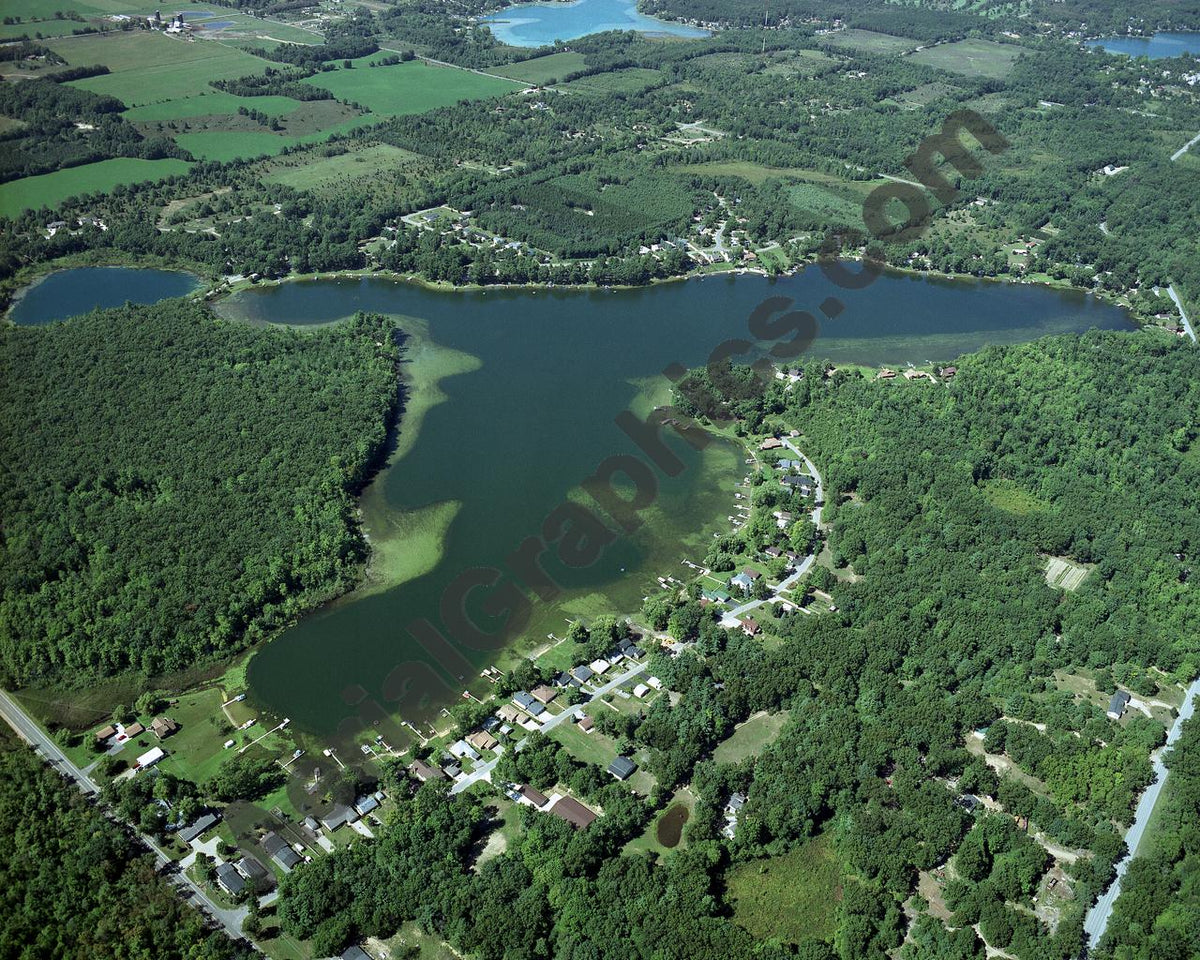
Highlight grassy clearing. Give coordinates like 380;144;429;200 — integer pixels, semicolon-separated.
978;477;1049;515
550;715;621;768
819;28;919;55
492;51;587;84
304;58;519;116
1044;555;1092;591
261;142;431;195
909;39;1023;79
761;48;837;76
725;832;843;944
174;114;370;161
713;710;787;764
899;81;964;107
52;32;270;107
680;161;817;186
0;157;192;216
560;67;663;95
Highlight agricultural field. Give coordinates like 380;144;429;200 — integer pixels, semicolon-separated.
124;91;302;123
49;31;270;106
725;832;843;944
0;17;95;40
908;39;1024;79
786;178;872;226
898;81;965;108
1044;555;1092;592
818;28;920;55
0;157;192;217
492;51;588;84
559;67;664;95
303;57;520;117
168;105;369;162
713;711;787;764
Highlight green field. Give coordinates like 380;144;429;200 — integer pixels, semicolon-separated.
124;91;302;122
50;31;269;106
493;51;587;84
725;833;843;944
713;711;787;764
560;67;664;95
174;114;372;161
818;28;920;55
303;58;519;117
0;157;192;216
909;39;1023;79
0;17;96;39
978;477;1049;515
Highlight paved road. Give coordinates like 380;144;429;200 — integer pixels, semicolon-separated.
1167;284;1198;344
0;689;249;944
451;662;648;795
1083;676;1200;948
1170;130;1200;162
722;440;824;626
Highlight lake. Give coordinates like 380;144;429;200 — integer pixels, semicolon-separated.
1085;32;1200;59
8;267;201;326
219;268;1133;743
482;0;708;47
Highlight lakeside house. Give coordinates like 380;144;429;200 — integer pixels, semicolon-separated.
531;684;558;704
319;805;358;832
570;665;594;684
409;758;447;782
466;730;499;752
354;794;382;817
513;692;546;717
449;739;482;762
497;703;526;724
760;437;784;450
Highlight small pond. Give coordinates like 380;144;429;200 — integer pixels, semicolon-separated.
656;803;690;847
9;267;202;326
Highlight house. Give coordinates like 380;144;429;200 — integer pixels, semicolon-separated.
150;716;178;740
956;794;981;813
262;832;302;872
136;746;165;769
302;816;321;835
497;704;526;724
730;572;754;593
608;756;637;781
937;365;958;379
702;589;731;603
743;567;762;580
518;784;549;808
467;730;499;752
410;759;447;782
531;684;558;705
727;792;746;814
442;761;463;779
647;676;664;691
513;691;547;717
177;812;220;843
235;856;269;883
577;715;595;733
553;670;574;687
354;794;381;817
764;546;783;559
723;791;747;839
759;437;784;450
548;795;598;829
319;805;358;832
95;725;117;743
449;739;481;762
633;683;650;698
588;658;611;676
1107;690;1131;720
216;862;246;897
570;665;594;684
341;947;372;960
123;721;145;738
739;617;760;636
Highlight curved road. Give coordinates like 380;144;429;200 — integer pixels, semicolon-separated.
723;438;825;626
1083;676;1200;949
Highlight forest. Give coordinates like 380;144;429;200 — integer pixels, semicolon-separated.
272;330;1200;959
0;305;402;686
0;729;252;960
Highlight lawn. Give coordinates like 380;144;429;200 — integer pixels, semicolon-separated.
493;51;587;84
550;715;620;768
0;157;192;216
303;58;519;117
713;711;787;764
818;28;920;55
154;686;237;788
725;833;843;944
50;31;269;106
909;39;1023;79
